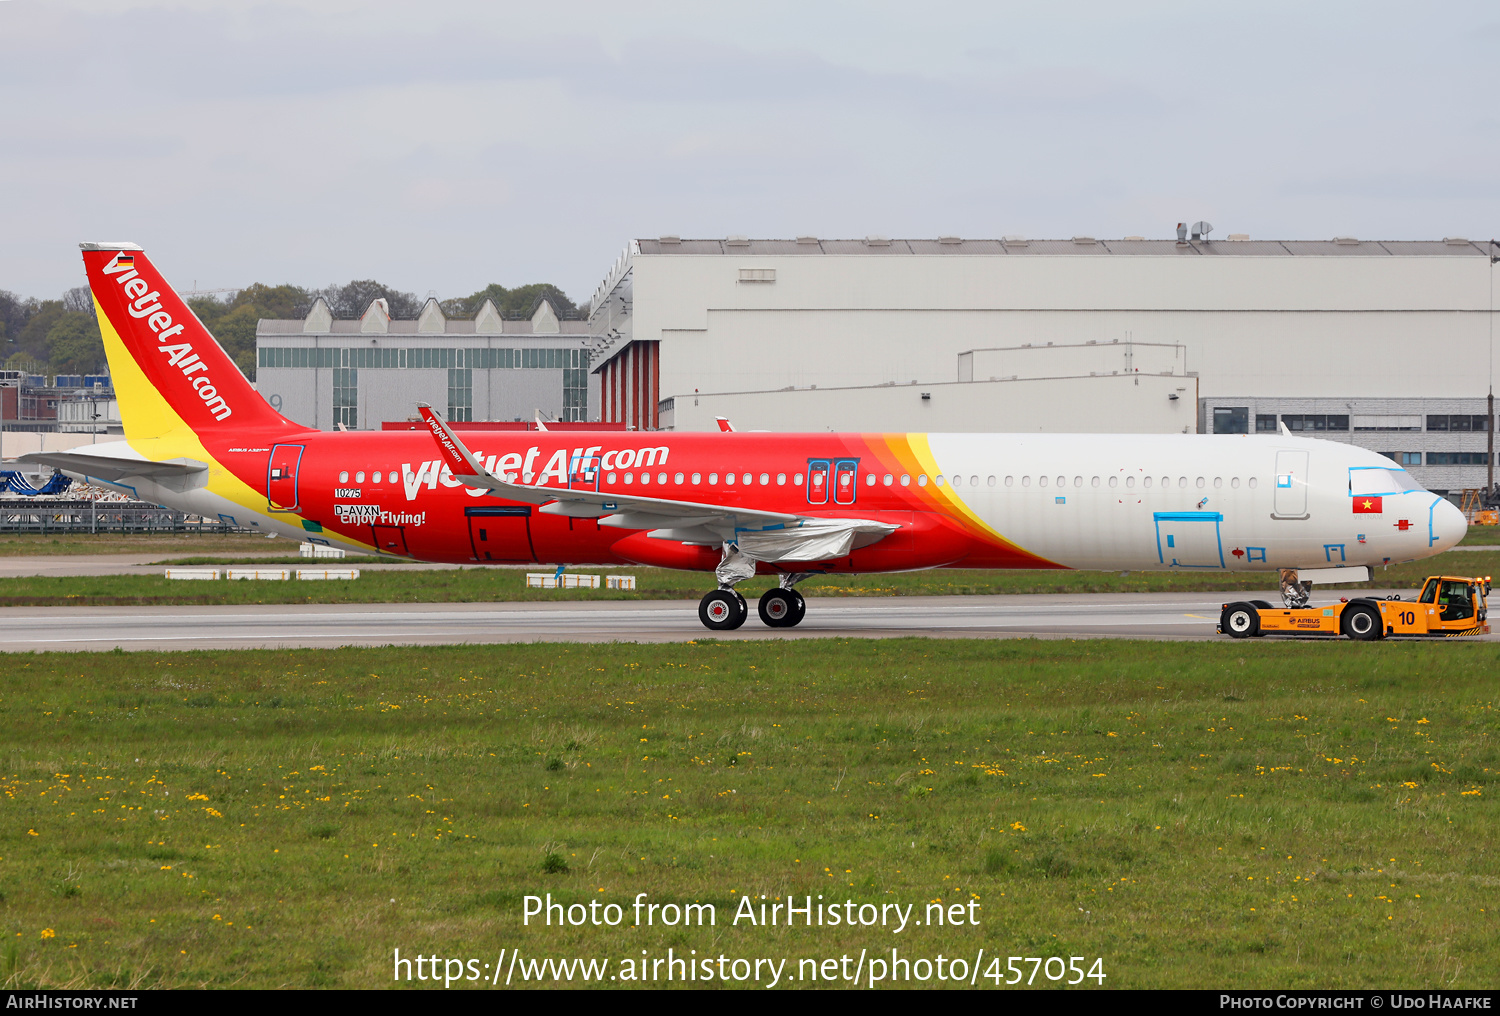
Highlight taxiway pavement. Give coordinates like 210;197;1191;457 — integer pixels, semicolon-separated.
0;590;1490;652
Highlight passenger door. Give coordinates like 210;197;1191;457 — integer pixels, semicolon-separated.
267;444;304;512
833;458;859;505
1273;450;1309;520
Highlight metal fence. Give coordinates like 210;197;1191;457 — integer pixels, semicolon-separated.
0;499;251;534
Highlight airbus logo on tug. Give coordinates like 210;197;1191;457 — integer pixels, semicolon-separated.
101;252;232;421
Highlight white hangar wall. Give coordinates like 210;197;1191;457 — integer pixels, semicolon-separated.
623;247;1494;402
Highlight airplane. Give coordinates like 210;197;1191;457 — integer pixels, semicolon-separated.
22;242;1467;632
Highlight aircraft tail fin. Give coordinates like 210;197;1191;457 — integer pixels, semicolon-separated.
79;243;302;442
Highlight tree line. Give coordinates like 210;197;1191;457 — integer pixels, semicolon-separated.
0;279;580;382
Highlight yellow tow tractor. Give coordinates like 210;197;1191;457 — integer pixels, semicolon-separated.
1219;575;1492;641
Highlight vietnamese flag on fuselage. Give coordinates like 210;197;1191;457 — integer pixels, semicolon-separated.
1353;496;1383;513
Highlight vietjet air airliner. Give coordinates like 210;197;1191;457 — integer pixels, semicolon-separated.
25;243;1466;631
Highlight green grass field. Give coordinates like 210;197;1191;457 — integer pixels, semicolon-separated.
0;550;1495;608
0;639;1494;989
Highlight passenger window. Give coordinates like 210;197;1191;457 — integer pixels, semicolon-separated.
607;472;617;484
900;474;910;486
1108;476;1118;488
1231;477;1240;488
918;475;928;486
1125;476;1135;489
692;472;701;484
1037;476;1047;488
1005;476;1014;487
1091;476;1100;487
988;476;997;486
674;472;684;484
623;473;633;485
1214;477;1223;488
1179;477;1188;488
708;472;718;484
659;473;667;484
1196;477;1206;488
339;471;349;483
883;474;893;486
1143;476;1153;488
951;475;961;488
794;474;803;485
355;471;365;483
1021;476;1030;487
759;473;769;485
777;473;786;485
1248;477;1258;488
640;473;650;485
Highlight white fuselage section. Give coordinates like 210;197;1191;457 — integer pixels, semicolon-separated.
926;433;1465;571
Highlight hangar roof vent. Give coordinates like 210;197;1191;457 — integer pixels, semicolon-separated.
1071;236;1097;245
938;235;962;244
658;234;681;244
1333;236;1360;245
725;234;750;247
1444;237;1469;245
1001;235;1028;247
864;235;891;246
796;235;819;244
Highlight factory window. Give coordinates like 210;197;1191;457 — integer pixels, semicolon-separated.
1213;407;1249;434
1427;415;1491;432
447;369;472;423
1426;452;1492;465
1255;415;1278;433
1382;452;1422;467
332;368;357;430
1280;414;1349;432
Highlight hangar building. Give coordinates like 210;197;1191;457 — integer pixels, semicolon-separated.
585;235;1499;492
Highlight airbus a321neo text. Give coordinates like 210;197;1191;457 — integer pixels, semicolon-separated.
27;243;1466;631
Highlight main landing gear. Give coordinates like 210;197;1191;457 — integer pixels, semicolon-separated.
697;543;811;631
696;585;807;632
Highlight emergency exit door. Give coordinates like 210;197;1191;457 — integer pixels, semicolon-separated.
267;444;304;512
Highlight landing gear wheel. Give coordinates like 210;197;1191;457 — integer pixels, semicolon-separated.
1221;603;1260;639
758;588;806;628
1342;604;1383;641
699;590;748;632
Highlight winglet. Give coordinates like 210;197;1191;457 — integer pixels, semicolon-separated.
417;403;484;477
715;416;735;433
534;410;550;432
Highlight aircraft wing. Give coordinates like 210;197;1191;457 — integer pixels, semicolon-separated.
416;407;898;562
416;405;800;531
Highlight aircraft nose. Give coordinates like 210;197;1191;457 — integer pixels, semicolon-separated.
1432;497;1467;553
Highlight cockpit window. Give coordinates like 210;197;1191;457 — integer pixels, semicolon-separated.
1350;467;1423;496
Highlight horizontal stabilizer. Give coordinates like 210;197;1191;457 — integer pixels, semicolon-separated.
19;447;209;483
